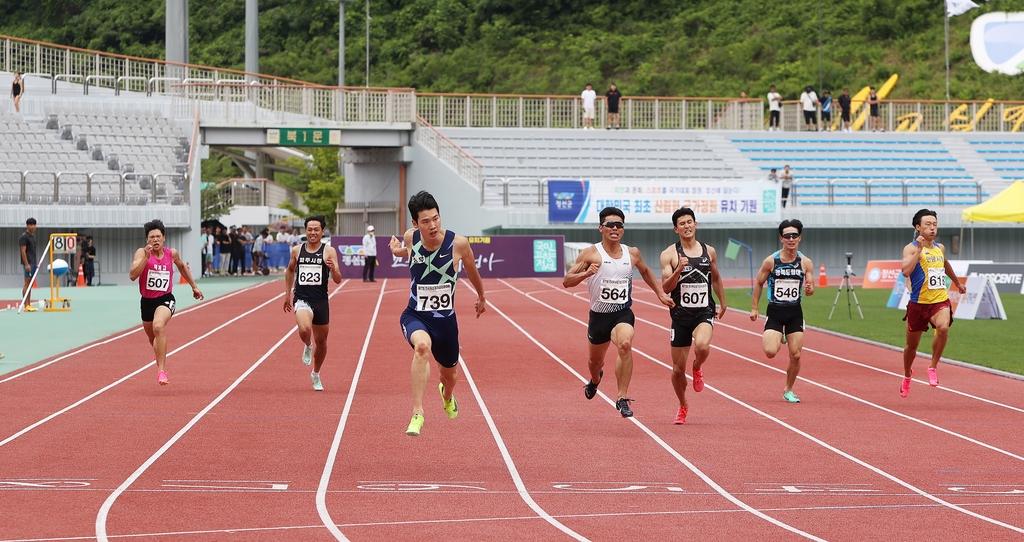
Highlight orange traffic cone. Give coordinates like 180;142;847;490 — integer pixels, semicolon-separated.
180;263;190;284
819;263;828;287
76;263;86;287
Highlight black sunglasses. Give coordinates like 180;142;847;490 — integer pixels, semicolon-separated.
601;221;625;229
781;232;801;239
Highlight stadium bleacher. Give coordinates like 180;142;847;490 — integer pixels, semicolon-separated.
0;106;187;206
970;139;1024;180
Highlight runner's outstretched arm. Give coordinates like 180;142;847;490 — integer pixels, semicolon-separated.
455;235;487;317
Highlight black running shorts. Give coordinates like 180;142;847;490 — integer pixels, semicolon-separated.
140;293;176;322
670;311;715;348
587;307;635;345
295;298;331;325
765;303;804;335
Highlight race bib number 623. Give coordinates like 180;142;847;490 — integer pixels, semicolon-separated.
298;264;322;286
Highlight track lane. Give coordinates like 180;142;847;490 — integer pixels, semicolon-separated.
508;278;1024;539
0;287;294;541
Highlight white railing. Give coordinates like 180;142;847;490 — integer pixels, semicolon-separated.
170;83;416;125
0;169;186;205
415;116;483;189
417;94;764;130
1;34;315;95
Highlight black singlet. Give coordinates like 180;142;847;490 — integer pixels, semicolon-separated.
293;243;329;302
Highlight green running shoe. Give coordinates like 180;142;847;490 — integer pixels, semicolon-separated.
783;391;800;403
406;413;424;436
439;383;458;419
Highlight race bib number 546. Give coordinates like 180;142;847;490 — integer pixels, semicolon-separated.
417;283;453;311
773;279;801;302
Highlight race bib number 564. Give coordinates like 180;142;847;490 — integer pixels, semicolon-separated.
600;278;630;303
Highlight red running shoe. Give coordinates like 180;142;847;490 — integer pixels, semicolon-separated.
158;370;169;386
674;407;688;425
927;367;939;387
900;369;913;398
692;368;704;392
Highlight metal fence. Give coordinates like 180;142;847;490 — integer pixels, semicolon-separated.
0;169;186;205
417;94;764;131
415;116;483;189
170;83;416;125
1;34;316;95
779;99;1024;133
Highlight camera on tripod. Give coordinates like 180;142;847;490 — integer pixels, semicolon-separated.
844;252;854;275
830;251;864;320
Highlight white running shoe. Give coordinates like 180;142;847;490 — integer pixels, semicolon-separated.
302;344;313;366
311;372;323;391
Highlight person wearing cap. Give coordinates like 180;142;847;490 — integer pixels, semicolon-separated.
799;85;820;132
362;225;377;282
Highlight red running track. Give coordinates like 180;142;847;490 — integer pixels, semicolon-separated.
1;278;1023;541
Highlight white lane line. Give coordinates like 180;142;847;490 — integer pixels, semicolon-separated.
623;283;1024;414
514;280;1024;535
95;279;350;541
0;281;271;384
0;290;285;449
316;279;388;541
458;350;589;541
490;280;825;541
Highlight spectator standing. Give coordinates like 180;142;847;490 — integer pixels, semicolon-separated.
581;83;597;130
362;225;377;282
243;226;255;274
799;85;820;132
84;236;96;286
868;87;883;132
768;168;779;183
838;88;853;132
780;165;794;208
767;85;782;131
200;227;209;277
217;226;231;275
204;227;215;277
820;91;833;131
605;84;622;130
229;226;244;276
11;72;24;113
19;218;38;311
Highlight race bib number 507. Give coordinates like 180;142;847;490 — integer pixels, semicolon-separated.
417;283;454;311
146;270;170;292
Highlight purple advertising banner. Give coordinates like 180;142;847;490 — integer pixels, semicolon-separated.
330;235;565;279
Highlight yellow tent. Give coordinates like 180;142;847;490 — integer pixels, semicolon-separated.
959;180;1024;258
961;180;1024;223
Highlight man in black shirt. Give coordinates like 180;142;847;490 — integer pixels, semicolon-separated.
19;218;38;311
837;88;853;133
216;226;230;275
229;226;243;275
606;84;623;129
83;236;96;286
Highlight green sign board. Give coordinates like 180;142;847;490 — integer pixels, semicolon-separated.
266;128;342;146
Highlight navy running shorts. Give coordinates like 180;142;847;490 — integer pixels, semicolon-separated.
400;307;460;368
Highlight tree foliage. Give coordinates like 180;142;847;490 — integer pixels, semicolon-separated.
275;148;344;232
5;0;1024;100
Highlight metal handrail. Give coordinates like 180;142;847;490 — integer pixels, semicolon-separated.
52;74;83;94
115;76;148;96
148;76;182;96
83;75;115;95
414;115;483;189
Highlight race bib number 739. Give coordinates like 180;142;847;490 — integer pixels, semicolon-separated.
417;283;454;311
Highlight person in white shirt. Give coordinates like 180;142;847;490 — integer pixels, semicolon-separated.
362;225;377;282
581;83;597;129
767;85;782;131
799;85;820;132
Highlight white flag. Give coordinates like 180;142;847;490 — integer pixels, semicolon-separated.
947;0;979;17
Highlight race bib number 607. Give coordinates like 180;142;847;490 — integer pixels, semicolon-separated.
417;283;454;311
678;282;708;308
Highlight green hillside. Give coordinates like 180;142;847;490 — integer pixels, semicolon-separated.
5;0;1024;100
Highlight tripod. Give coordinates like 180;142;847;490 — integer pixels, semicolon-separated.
828;263;864;320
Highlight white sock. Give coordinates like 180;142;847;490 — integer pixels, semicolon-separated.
311;371;319;377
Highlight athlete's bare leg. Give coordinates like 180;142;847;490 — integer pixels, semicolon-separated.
763;330;784;358
903;330;924;377
610;323;635;400
144;306;173;371
691;323;713;372
783;332;804;393
671;345;691;408
410;330;433;416
587;341;612;387
928;308;952;369
310;323;329;373
295;308;314;349
439;365;457;401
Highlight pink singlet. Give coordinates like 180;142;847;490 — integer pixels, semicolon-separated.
140;249;175;298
